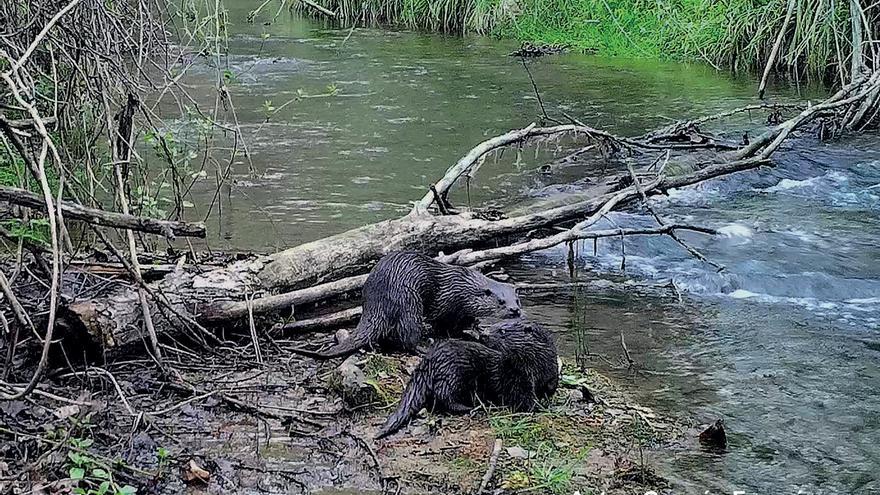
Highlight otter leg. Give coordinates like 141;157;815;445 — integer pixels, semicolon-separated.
434;373;474;414
503;378;539;412
396;301;428;353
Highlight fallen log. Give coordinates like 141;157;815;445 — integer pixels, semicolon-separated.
0;185;206;238
60;155;762;348
58;76;880;350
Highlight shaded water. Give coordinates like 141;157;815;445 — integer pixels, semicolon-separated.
178;6;880;494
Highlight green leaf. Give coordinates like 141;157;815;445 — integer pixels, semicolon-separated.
69;467;85;480
116;485;137;495
92;468;110;479
97;481;111;495
73;488;88;495
68;452;83;465
157;447;169;459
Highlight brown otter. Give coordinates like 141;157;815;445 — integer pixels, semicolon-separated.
375;319;558;439
292;251;521;359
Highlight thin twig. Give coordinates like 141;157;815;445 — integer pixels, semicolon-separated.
477;438;503;494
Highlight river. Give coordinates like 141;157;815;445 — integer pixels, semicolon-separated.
176;5;880;494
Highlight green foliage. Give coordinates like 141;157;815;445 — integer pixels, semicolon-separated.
494;0;855;77
0;218;50;245
66;437;137;495
363;353;403;405
303;0;866;79
297;0;501;32
529;454;578;494
489;412;555;449
0;154;25;188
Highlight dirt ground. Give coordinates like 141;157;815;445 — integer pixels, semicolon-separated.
1;323;696;495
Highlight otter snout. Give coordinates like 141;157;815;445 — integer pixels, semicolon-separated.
508;307;521;317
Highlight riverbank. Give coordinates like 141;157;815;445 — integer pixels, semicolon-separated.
0;338;687;494
300;0;865;80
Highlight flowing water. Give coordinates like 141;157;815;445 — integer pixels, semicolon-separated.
177;5;880;494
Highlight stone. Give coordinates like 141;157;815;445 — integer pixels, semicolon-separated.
506;446;529;459
336;355;378;408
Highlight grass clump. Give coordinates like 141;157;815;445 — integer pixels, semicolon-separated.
489;409;592;493
495;0;864;80
363;353;405;406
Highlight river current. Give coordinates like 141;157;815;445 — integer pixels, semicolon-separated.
178;6;880;494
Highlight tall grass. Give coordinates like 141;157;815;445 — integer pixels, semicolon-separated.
306;0;504;32
305;0;877;81
495;0;873;80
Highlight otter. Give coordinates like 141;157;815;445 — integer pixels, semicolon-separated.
292;251;521;359
376;319;558;439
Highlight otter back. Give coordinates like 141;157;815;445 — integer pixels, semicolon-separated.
376;319;558;439
375;339;498;439
293;251;521;359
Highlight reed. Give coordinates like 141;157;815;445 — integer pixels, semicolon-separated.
303;0;878;81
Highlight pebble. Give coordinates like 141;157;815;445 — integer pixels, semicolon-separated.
506;446;529;459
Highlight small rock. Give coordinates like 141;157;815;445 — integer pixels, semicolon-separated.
699;418;728;450
335;328;350;344
182;459;211;484
568;389;584;402
506;446;529;459
410;425;430;436
53;405;80;420
336;355;378;408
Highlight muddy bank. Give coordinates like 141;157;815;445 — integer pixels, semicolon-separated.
1;323;693;494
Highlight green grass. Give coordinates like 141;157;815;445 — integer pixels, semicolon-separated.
489;409;592;494
0;152;50;246
301;0;873;81
495;0;858;79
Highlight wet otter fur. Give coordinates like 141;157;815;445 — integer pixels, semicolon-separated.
292;251;521;359
376;319;558;439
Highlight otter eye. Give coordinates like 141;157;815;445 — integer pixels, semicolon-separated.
484;289;492;296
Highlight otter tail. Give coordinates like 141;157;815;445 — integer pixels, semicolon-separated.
375;366;430;439
290;323;373;360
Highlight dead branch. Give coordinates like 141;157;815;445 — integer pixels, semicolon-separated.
299;0;337;17
273;307;363;334
758;0;797;99
201;274;368;323
477;438;503;494
0;185;207;238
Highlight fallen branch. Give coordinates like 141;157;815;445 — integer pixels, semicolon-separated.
758;0;797;99
477;438;503;494
273;307;362;334
0;185;207;238
201;274;368;323
299;0;336;17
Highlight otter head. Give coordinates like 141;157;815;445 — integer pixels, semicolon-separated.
465;274;522;319
481;318;549;342
478;319;551;349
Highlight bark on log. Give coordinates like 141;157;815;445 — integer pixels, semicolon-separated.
61;156;765;349
0;185;206;238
